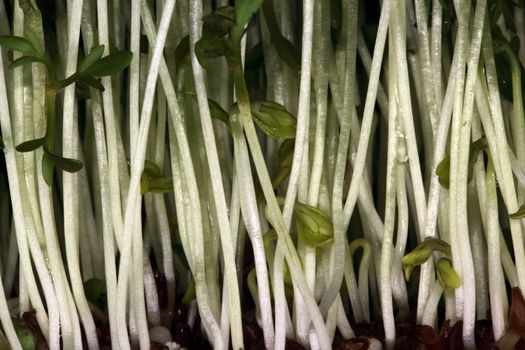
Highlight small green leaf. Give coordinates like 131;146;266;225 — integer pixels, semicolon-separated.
84;278;107;310
146;177;173;193
9;56;43;69
232;0;263;41
175;35;190;65
194;36;229;68
140;176;150;194
294;202;334;247
42;153;54;186
81;51;133;77
272;139;294;188
174;244;190;270
16;329;36;350
402;237;451;281
208;99;230;125
24;31;45;57
141;176;173;194
263;229;278;251
436;258;461;290
184;91;230;126
53;73;80;90
467;138;488;182
182;278;196;304
15;137;46;152
43;149;83;173
10;317;36;350
78;45;105;73
0;35;39;57
144;159;163;178
141;160;173;194
139;35;149;53
436;156;450;189
78;76;105;91
251;100;296;138
203;7;236;38
75;82;93;99
261;0;300;72
245;42;264;71
273;37;300;73
509;203;525;219
436;138;487;189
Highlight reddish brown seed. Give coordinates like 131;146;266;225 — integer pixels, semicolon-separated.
516;337;525;350
510;288;525;335
333;337;370;350
285;339;307;350
22;310;48;349
417;325;438;345
448;321;464;350
474;319;496;349
242;319;263;347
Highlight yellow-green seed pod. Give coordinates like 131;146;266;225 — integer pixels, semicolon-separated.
263;229;278;252
251;101;296;139
436;258;461;290
272;139;294;188
293;202;334;247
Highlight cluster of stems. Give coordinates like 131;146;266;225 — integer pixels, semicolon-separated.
0;0;524;349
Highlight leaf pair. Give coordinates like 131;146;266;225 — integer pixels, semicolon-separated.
436;138;488;189
436;258;461;290
54;45;133;92
140;160;174;194
272;139;294;188
402;237;451;281
183;91;230;127
84;278;107;310
16;135;82;186
0;32;49;70
195;0;263;68
294;202;334;247
251;100;297;139
261;0;300;73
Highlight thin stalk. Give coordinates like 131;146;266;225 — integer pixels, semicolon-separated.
61;0;99;346
187;2;243;347
115;1;175;348
233;66;331;349
380;36;399;347
481;10;525;305
230;111;275;348
320;0;359;315
486;159;508;340
140;2;224;347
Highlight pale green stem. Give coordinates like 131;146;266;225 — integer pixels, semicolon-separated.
61;0;99;347
486;160;508;340
140;2;224;346
449;0;486;345
90;92;120;349
417;44;459;322
421;280;444;326
321;0;359;316
115;2;175;348
480;1;525;297
380;36;398;347
230;111;275;348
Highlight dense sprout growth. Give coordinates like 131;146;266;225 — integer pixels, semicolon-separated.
0;0;524;349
